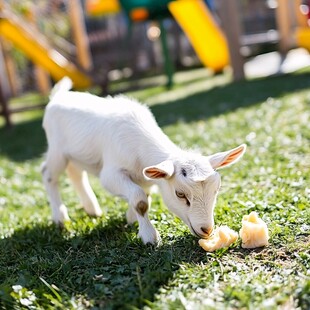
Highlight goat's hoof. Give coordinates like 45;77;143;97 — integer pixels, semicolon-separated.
139;229;161;245
87;208;103;218
52;219;71;230
52;204;70;225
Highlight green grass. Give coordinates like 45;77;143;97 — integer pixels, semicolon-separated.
0;68;309;309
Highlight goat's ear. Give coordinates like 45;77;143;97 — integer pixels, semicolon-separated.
143;160;174;180
208;144;246;170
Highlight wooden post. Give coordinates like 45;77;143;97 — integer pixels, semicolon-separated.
0;39;12;127
26;3;51;95
0;0;20;96
218;0;244;81
68;0;93;71
34;66;51;96
294;0;308;28
2;40;21;96
276;0;292;55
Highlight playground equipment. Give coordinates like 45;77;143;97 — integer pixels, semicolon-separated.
86;0;121;16
275;0;310;53
86;0;230;74
168;0;229;72
296;28;310;51
0;2;93;127
295;0;310;52
1;0;307;128
88;0;172;21
0;7;92;89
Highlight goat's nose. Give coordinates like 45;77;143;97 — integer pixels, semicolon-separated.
201;226;213;236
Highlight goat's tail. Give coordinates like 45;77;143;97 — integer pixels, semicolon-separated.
49;77;73;100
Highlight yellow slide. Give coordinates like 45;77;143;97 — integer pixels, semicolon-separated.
296;28;310;52
0;8;92;89
168;0;229;72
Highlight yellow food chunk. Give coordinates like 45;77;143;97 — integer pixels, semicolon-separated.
198;225;238;252
239;211;269;249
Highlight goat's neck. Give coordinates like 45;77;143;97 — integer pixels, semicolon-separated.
143;137;183;167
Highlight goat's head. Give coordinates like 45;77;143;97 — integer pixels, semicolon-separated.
143;144;246;238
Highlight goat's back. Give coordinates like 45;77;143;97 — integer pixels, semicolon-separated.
43;92;175;174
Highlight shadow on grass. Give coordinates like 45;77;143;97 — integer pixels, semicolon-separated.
0;218;207;309
0;118;46;162
151;72;310;126
1;72;310;162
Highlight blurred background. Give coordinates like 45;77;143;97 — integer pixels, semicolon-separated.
0;0;310;127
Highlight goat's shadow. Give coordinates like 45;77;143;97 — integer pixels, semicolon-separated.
0;216;215;309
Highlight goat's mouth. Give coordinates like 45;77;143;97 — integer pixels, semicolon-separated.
188;222;213;239
188;222;204;238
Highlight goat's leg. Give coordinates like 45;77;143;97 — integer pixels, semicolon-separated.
100;167;160;244
126;192;152;224
66;162;102;217
41;151;69;225
126;206;137;225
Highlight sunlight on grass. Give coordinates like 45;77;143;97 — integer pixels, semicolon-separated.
0;69;309;309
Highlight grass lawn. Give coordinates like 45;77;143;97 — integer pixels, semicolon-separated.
0;68;309;309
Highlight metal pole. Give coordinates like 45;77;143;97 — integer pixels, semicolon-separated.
159;20;174;88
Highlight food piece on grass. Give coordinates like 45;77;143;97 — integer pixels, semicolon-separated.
198;225;238;252
239;211;269;249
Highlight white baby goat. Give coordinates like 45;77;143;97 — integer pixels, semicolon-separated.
42;77;246;244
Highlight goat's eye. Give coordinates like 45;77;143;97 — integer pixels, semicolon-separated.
175;191;186;199
175;191;190;206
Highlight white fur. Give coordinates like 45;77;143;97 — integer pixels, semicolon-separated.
42;77;246;244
